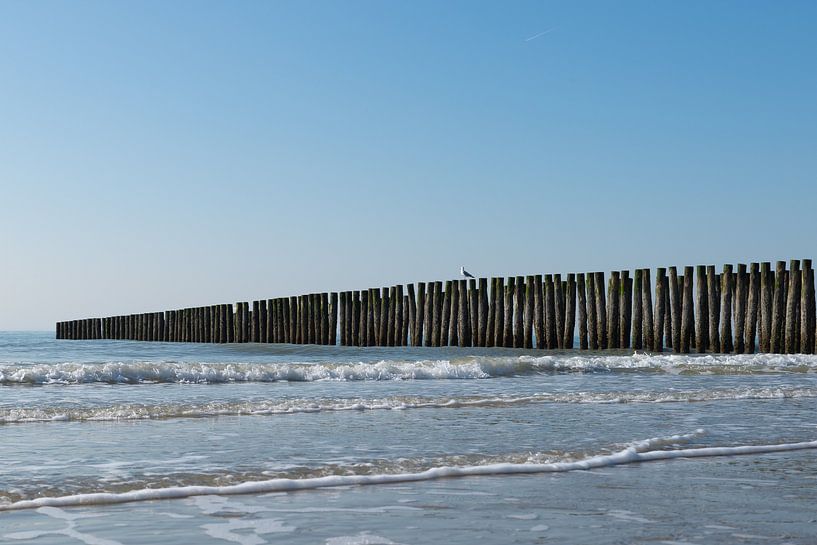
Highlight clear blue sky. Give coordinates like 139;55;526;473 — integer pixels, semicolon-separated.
1;1;815;330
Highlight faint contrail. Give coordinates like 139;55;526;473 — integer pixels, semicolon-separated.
525;27;555;42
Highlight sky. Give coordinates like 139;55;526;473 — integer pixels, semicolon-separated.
1;0;815;330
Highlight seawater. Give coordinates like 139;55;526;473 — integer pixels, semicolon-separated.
1;331;817;544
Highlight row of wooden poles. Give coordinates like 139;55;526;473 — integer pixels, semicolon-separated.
57;259;817;354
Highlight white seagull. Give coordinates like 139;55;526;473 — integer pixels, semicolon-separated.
460;266;475;279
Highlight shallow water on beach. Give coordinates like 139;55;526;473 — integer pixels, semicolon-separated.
2;331;817;544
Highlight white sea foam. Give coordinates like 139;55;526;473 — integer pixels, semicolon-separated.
1;353;816;385
2;386;815;424
3;431;815;512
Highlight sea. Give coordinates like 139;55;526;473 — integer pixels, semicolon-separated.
1;331;817;544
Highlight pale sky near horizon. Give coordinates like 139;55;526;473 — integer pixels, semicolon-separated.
1;1;815;330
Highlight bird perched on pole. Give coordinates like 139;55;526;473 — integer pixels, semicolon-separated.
460;266;475;279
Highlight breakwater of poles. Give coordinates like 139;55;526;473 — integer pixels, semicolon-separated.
56;259;817;354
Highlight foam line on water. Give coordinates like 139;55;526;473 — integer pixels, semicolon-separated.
3;431;815;511
3;387;817;423
2;353;817;385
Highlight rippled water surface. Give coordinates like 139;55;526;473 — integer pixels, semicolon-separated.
2;332;817;544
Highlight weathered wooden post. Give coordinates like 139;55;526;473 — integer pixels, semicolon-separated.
720;265;734;353
707;266;720;352
325;292;336;345
503;277;514;347
406;283;417;346
411;283;423;347
785;260;801;353
732;265;747;354
533;274;544;349
544;274;556;349
460;279;471;347
401;295;410;346
424;282;434;347
745;263;760;353
667;267;680;352
494;277;505;348
641;269;653;351
476;278;487;347
513;276;524;348
468;279;478;347
771;261;785;353
385;286;396;346
594;272;607;349
680;268;694;353
654;268;667;353
431;281;442;347
587;273;598;349
485;278;496;347
395;285;404;347
564;273;576;349
449;281;459;346
554;274;565;349
357;290;367;346
607;272;620;349
695;266;708;353
523;276;534;349
576;273;588;350
632;269;643;349
620;271;632;348
801;259;814;354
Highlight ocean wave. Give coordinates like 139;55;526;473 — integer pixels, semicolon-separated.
2;387;816;423
4;430;817;511
1;353;816;385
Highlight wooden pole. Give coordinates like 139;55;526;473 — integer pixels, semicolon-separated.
695;266;708;353
642;269;654;351
733;265;747;353
668;267;681;352
533;275;544;349
594;272;607;349
785;260;801;353
680;267;693;353
745;263;760;354
358;290;368;346
251;301;259;342
485;278;496;347
432;282;443;347
653;268;666;353
564;273;576;349
632;269;643;349
553;274;564;349
441;282;452;346
376;288;387;346
759;263;771;352
707;266;720;352
587;273;598;350
449;281;459;347
459;279;471;347
607;272;620;349
523;275;534;349
414;283;425;347
503;277;514;347
494;277;505;348
513;276;524;348
620;271;631;348
476;278;488;347
402;295;410;346
326;293;336;345
800;259;814;354
544;275;556;349
395;285;404;347
423;282;433;347
577;273;588;349
468;279;477;347
407;284;417;346
720;265;734;353
771;261;785;353
349;291;359;346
